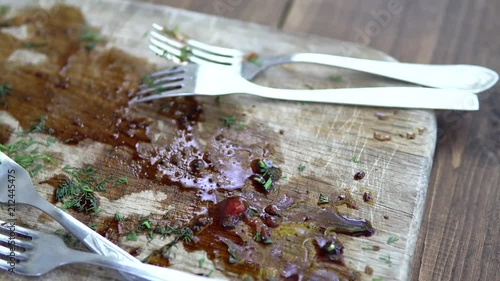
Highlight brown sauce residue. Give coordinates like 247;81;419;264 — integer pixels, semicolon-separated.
0;4;376;280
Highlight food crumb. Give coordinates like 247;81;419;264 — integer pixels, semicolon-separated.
354;171;365;180
373;245;381;251
363;191;373;202
399;132;416;139
365;265;374;275
375;112;389;120
383;215;389;220
374;132;391;141
279;129;284;135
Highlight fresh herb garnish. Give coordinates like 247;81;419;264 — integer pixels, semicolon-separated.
0;84;12;98
198;258;205;268
304;84;314;90
362;246;374;251
329;75;343;83
113;176;128;185
318;193;330;205
142;76;154;88
297;164;306;171
127;231;137;241
245;52;262;66
179;46;192;62
215;96;222;104
55;165;120;214
22;42;47;49
387;236;399;244
235;121;245;131
0;138;53;177
220;116;236;128
379;254;392;266
352;156;360;163
372;278;383;281
80;27;102;51
0;5;9;16
29;115;48;133
253;232;262;242
114;212;124;222
88;222;97;230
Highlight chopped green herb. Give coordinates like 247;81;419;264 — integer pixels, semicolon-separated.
362;246;374;251
379;254;392;266
329;75;343;83
55;165;120;214
142;76;154;88
297;164;306;172
220;116;236;128
114;212;124;222
22;42;47;49
352;156;360;163
0;84;12;98
263;177;273;191
235;121;245;131
372;278;383;281
179;46;192;62
318;193;330;205
227;247;240;264
246;53;262;66
127;231;137;241
215;95;222;104
387;236;399;244
0;138;53;177
198;258;205;268
29;115;48;133
253;232;261;242
304;84;314;90
80;27;102;51
113;176;128;185
88;222;97;230
0;5;9;16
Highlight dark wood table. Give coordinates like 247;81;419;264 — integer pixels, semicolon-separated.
143;1;499;280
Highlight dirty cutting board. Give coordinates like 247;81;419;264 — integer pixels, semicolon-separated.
0;0;436;280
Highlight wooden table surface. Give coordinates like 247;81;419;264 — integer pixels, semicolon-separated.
139;1;499;280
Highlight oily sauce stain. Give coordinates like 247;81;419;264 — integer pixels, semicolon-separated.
0;5;376;281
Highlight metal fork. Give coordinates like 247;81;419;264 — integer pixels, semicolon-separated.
0;152;144;280
0;221;216;280
149;23;498;94
135;64;479;110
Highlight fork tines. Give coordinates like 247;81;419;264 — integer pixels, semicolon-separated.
149;23;241;66
135;65;197;102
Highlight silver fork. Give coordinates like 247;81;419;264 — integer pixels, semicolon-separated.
0;152;144;280
135;64;479;110
0;221;216;281
149;23;498;94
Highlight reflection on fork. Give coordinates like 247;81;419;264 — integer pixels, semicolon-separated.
148;23;498;93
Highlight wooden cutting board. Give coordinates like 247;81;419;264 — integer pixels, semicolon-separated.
0;0;436;280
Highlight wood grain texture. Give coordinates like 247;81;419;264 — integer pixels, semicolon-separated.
0;1;438;280
132;0;290;27
282;0;500;280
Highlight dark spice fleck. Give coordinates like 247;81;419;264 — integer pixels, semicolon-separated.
383;215;389;220
354;171;365;180
363;191;373;202
373;245;381;251
364;265;374;275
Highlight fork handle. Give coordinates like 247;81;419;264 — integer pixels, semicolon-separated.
31;197;138;261
68;249;223;281
233;78;479;110
264;53;498;93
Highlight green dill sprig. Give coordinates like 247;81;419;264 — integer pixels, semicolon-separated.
379;254;392;266
0;138;53;177
220;116;236;128
387;236;399;244
318;193;330;205
55;165;125;214
297;164;306;172
0;84;11;98
80;26;102;51
113;176;128;185
114;212;124;222
0;5;9;16
126;231;137;241
352;156;360;163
